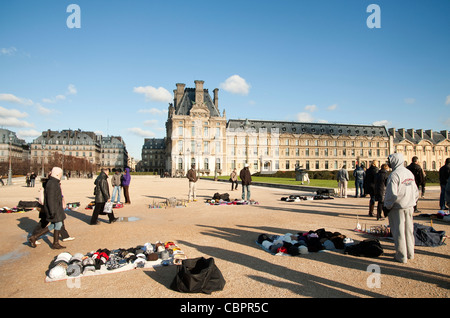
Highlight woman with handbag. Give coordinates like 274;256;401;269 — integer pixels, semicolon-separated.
90;168;118;225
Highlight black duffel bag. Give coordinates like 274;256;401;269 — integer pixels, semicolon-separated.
170;257;226;294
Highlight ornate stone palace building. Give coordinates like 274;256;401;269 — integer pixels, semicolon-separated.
140;80;445;176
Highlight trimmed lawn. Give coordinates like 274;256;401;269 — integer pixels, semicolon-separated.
205;176;344;188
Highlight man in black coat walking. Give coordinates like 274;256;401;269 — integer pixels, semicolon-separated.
90;168;118;225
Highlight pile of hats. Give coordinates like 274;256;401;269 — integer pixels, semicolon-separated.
281;195;334;202
257;228;355;256
46;241;187;281
205;199;259;206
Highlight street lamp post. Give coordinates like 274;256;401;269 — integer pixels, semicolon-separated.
7;132;13;186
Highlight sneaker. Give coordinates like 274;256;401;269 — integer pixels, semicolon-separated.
62;237;75;242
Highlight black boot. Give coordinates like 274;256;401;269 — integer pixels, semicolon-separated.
51;230;66;249
28;227;49;248
368;202;375;217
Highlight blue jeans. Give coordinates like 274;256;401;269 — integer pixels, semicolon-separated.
48;222;63;231
242;185;251;201
112;186;121;203
355;180;364;197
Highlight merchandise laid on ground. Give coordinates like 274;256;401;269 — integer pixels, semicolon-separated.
257;223;447;258
204;192;259;205
281;194;334;202
1;201;82;214
256;229;358;256
45;241;187;282
418;210;450;222
149;197;188;209
85;201;124;209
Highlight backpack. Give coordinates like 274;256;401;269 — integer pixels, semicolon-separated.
344;239;383;257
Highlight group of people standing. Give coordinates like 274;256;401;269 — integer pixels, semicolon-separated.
28;166;132;249
186;163;253;203
25;172;37;187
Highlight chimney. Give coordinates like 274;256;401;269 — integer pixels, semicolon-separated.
398;128;405;138
175;83;185;108
213;88;219;109
417;129;424;139
388;128;395;136
441;130;449;139
173;89;177;107
407;128;414;137
426;129;433;139
194;80;204;104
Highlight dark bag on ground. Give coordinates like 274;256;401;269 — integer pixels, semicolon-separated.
170;257;226;294
414;223;446;247
344;239;383;257
212;192;230;202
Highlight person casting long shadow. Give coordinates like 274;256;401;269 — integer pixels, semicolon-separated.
90;168;118;225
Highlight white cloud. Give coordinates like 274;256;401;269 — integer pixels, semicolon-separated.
0;47;17;56
67;84;77;95
0;117;34;128
404;98;415;104
133;86;172;102
327;104;338;111
0;93;33;106
42;94;66;103
220;75;251;95
372;120;391;126
138;108;167;115
127;127;156;137
304;104;317;112
42;84;77;104
17;129;41;139
446;95;450;105
296;112;314;122
0;106;28;118
36;103;55;115
143;119;158;126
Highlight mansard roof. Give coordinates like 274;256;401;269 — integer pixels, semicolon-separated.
390;129;449;145
143;138;165;149
175;88;220;117
227;119;389;137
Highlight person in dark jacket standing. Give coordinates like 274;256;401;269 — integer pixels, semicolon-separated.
28;167;66;249
406;156;424;212
439;158;450;210
353;165;365;198
187;163;198;202
90;168;118;225
374;163;389;220
122;167;131;204
365;160;379;217
239;163;252;201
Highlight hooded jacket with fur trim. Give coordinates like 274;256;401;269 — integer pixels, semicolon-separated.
384;153;419;210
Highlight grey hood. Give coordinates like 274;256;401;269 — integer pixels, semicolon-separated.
388;153;405;170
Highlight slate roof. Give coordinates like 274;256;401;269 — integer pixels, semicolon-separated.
143;138;165;149
390;129;449;144
175;88;220;117
227;119;389;137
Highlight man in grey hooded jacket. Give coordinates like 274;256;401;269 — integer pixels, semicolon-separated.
384;153;419;263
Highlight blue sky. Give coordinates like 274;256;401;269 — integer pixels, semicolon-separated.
1;0;449;160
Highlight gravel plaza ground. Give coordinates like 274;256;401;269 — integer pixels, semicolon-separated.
0;175;449;300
